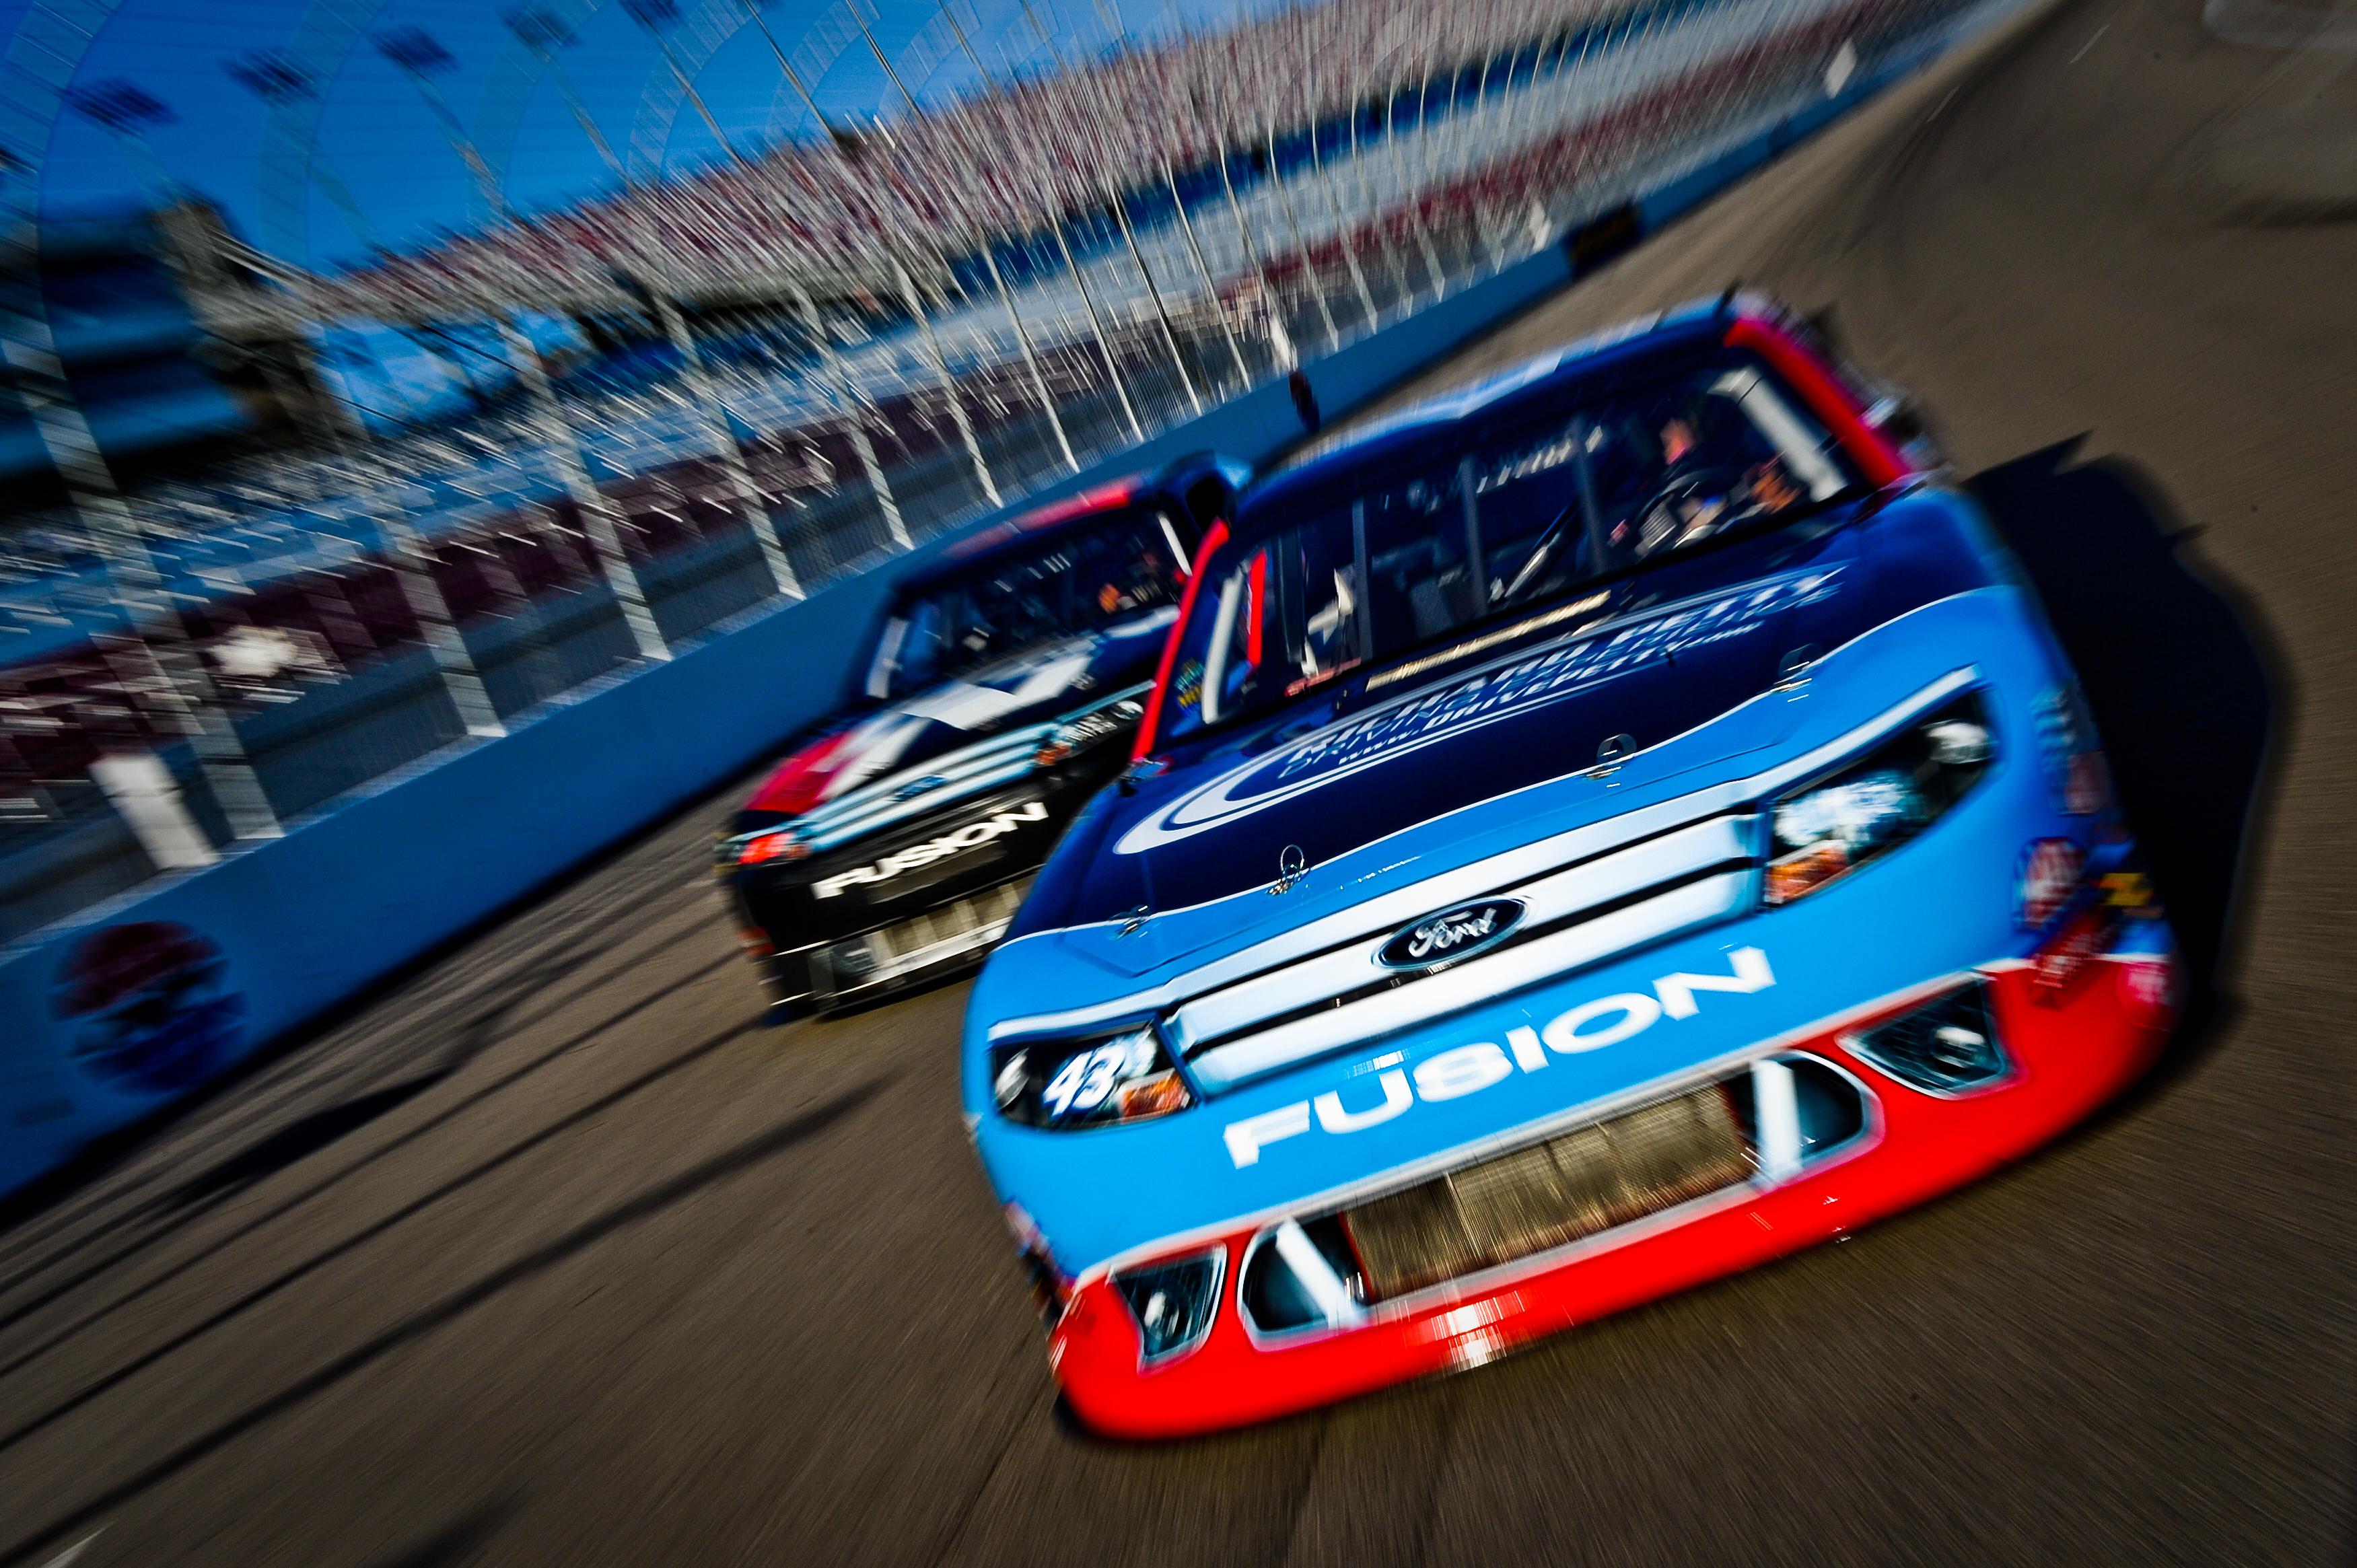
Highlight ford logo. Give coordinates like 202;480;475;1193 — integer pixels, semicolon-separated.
1377;898;1525;971
892;775;948;801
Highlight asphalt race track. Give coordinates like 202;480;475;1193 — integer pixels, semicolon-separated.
3;0;2351;1559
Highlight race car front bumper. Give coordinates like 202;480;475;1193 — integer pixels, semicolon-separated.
754;873;1034;1018
728;758;1117;1016
1043;944;2175;1438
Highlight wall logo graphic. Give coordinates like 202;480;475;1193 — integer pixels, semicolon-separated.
51;922;246;1095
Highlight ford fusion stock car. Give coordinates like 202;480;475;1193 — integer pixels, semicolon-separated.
719;457;1241;1016
962;299;2178;1435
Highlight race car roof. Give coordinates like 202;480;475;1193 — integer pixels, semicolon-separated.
892;452;1241;598
1234;299;1742;545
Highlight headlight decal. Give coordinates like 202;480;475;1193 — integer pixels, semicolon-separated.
993;1023;1196;1130
1764;691;1994;904
726;826;812;867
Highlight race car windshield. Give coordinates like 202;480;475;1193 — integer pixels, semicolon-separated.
1155;349;1864;743
868;507;1189;701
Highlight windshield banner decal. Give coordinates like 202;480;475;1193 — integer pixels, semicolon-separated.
1116;568;1841;855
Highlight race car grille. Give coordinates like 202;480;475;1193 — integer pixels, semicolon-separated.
1342;1083;1751;1301
1172;812;1761;1093
812;877;1030;1001
1234;1058;1874;1337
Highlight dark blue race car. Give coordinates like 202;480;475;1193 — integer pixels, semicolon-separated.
961;297;2178;1435
717;456;1242;1016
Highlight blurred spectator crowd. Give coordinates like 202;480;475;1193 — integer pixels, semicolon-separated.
320;0;1629;319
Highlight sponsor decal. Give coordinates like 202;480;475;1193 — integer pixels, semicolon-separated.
899;645;1099;732
2117;954;2177;1017
2062;752;2113;816
2032;684;2113;815
51;922;246;1095
1038;1032;1160;1120
1118;569;1842;854
1223;947;1775;1167
2099;869;2161;916
1377;898;1526;970
775;641;1112;813
2016;838;2085;929
2032;906;2117;1003
812;801;1050;898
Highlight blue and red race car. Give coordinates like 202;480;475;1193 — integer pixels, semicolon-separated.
961;297;2177;1437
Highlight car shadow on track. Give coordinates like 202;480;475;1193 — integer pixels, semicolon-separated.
0;948;744;1382
801;961;980;1026
360;1493;520;1568
0;1077;888;1568
158;1073;450;1213
1967;437;2284;1056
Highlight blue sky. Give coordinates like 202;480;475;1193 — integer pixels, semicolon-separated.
5;0;1277;271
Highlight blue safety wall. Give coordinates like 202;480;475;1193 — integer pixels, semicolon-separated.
0;12;1995;1200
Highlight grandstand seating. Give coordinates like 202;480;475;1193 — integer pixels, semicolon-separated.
0;0;1957;929
319;0;1638;321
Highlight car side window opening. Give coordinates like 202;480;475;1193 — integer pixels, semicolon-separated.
1159;351;1861;742
866;507;1190;700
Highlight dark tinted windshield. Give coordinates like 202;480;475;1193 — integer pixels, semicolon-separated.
869;507;1191;700
1154;347;1861;742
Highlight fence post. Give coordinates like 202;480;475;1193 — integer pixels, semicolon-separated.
1304;83;1381;332
499;316;672;661
0;317;280;841
252;294;509;738
1216;135;1293;369
976;237;1078;474
891;252;1000;507
643;273;804;599
1106;180;1203;415
1049;216;1143;442
1263;115;1342;353
788;279;913;548
1164;158;1252;390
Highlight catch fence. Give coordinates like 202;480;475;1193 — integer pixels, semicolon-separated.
0;0;1972;946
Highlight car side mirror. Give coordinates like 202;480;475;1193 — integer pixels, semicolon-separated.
1184;474;1234;537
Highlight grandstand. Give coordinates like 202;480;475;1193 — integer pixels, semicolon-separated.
0;0;1969;942
318;0;1650;322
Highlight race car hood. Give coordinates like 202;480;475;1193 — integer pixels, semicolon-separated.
1020;495;1991;977
966;569;2083;1279
736;607;1176;832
